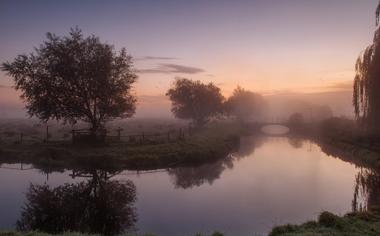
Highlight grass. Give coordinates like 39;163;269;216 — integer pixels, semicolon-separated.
269;209;380;236
0;122;243;171
0;232;95;236
0;231;225;236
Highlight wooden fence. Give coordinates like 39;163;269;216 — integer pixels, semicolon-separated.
0;126;190;145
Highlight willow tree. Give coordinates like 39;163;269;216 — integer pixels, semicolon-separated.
353;1;380;131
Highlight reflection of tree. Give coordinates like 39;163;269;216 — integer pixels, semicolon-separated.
168;155;234;189
17;170;137;236
352;168;380;212
168;135;264;189
288;137;304;149
235;135;264;158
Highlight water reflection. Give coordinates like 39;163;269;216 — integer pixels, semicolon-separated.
235;135;264;158
352;168;380;212
17;170;137;236
168;156;234;189
288;137;304;149
168;135;264;189
0;136;370;236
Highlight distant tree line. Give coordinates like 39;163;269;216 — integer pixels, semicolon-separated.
166;78;265;127
2;26;344;136
2;28;266;133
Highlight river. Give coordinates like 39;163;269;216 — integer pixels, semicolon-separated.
0;136;368;236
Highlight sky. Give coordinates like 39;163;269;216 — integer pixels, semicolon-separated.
0;0;378;118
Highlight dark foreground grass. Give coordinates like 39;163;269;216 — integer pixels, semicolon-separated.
269;210;380;236
0;123;243;171
0;233;93;236
0;232;224;236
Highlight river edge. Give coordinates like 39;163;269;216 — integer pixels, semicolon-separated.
269;133;380;236
3;124;380;236
0;123;243;171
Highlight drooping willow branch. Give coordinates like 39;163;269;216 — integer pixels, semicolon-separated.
353;1;380;130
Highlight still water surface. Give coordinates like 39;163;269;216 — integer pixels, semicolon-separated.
0;136;365;236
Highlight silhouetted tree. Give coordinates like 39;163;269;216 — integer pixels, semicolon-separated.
288;112;304;126
224;86;265;122
313;105;333;121
353;2;380;132
17;170;137;236
2;28;137;134
166;78;224;127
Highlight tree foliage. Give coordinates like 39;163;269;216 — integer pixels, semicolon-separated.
353;1;380;131
2;28;137;132
224;86;265;122
166;78;224;126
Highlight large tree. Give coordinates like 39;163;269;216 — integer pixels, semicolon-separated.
166;78;224;127
224;86;265;122
2;28;137;133
353;1;380;132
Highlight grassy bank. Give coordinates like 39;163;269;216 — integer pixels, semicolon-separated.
269;210;380;236
316;137;380;169
0;122;243;171
287;117;380;169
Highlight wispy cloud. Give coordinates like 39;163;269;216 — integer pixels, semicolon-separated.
324;81;352;91
136;56;178;61
138;63;205;74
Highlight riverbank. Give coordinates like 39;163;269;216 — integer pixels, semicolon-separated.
288;117;380;169
270;121;380;236
0;123;243;171
269;210;380;236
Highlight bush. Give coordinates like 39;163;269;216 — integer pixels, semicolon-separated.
269;224;297;236
318;211;344;229
211;232;224;236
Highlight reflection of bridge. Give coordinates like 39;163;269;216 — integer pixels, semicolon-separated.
247;122;291;136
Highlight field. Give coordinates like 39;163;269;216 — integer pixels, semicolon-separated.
0;118;243;171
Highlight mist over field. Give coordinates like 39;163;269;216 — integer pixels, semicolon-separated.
1;1;380;236
0;87;353;120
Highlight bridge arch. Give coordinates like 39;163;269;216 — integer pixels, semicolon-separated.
260;123;290;136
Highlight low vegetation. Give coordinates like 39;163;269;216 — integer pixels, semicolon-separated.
270;209;380;236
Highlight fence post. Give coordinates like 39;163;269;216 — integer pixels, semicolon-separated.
71;130;75;144
46;125;49;142
117;127;122;141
